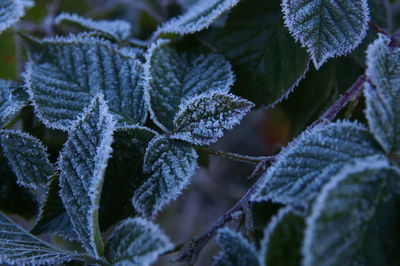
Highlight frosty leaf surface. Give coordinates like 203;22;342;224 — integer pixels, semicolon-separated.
58;95;115;257
365;34;400;153
303;157;400;266
144;40;234;131
55;12;131;41
104;217;173;266
132;135;198;218
0;79;28;128
154;0;239;37
282;0;369;68
0;0;33;33
0;212;81;265
218;0;310;106
24;35;146;130
0;130;54;189
213;228;260;266
172;91;254;145
261;207;305;266
253;121;383;205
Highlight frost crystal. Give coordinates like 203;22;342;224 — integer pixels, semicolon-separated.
24;35;146;130
282;0;369;68
172;91;254;146
0;79;28;128
0;0;33;33
58;95;115;257
0;130;54;189
55;12;131;41
104;217;173;266
0;212;81;265
253;121;383;205
303;156;400;266
132;135;198;218
144;40;235;131
365;34;400;153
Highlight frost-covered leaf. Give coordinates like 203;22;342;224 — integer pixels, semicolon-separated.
0;212;82;265
303;157;400;266
261;207;305;266
0;79;28;128
154;0;239;37
31;176;78;241
0;0;33;33
104;217;173;266
0;130;54;189
58;95;115;257
99;125;156;230
172;91;254;145
365;34;400;153
24;35;146;130
132;135;198;218
282;0;369;69
218;0;310;106
213;228;260;266
55;12;131;41
253;121;383;206
144;40;234;131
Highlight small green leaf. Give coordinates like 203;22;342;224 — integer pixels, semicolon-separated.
104;217;173;266
0;0;33;33
0;130;55;189
213;228;261;266
132;135;198;218
0;212;81;265
303;157;400;266
58;95;115;257
172;91;254;145
144;40;234;131
0;79;28;128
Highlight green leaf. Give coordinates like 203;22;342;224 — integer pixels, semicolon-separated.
0;212;81;265
144;40;234;132
253;121;383;206
218;0;310;106
104;217;173;266
24;35;147;130
282;0;369;68
172;91;254;145
55;12;131;41
213;228;261;266
303;156;400;266
31;176;78;241
58;95;115;257
261;207;304;266
154;0;239;37
132;135;198;218
0;79;28;128
365;34;400;153
0;0;33;33
0;130;55;189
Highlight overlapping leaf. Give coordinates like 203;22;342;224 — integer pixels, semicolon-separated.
303;157;400;266
253;121;383;205
365;34;400;153
0;0;33;33
132;135;198;218
0;130;54;189
55;12;131;41
24;35;146;130
0;212;81;265
218;0;310;106
0;79;28;128
213;228;260;266
261;207;305;266
172;91;254;145
282;0;369;68
58;95;115;257
104;218;172;266
144;40;234;131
